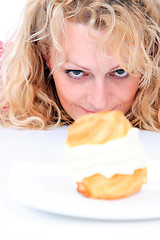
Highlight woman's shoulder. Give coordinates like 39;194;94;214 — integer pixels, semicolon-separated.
0;41;4;57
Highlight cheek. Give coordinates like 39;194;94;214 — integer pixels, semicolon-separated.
119;80;139;102
53;74;82;103
56;83;71;102
53;73;68;97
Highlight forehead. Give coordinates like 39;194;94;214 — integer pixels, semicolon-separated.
60;21;120;71
65;21;106;39
63;21;113;56
51;20;142;73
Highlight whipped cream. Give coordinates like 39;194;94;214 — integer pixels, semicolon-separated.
63;128;147;181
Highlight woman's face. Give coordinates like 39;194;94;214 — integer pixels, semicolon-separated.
49;22;140;120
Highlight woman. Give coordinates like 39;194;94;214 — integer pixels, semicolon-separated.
0;0;160;131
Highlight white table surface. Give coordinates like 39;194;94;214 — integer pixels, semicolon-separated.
0;126;160;240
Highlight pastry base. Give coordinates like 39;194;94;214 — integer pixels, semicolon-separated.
77;168;147;200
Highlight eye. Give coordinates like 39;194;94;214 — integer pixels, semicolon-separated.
110;69;129;78
65;70;86;79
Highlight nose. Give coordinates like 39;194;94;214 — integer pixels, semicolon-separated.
87;77;109;110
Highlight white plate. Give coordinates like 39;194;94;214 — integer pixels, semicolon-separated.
8;158;160;220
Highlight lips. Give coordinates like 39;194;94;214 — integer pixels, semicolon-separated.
83;109;97;114
81;106;119;114
81;107;103;114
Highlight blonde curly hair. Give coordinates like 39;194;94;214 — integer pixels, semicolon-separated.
0;0;160;130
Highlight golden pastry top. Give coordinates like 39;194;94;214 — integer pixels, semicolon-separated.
66;111;132;147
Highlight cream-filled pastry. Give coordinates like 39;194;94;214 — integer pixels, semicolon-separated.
64;111;147;199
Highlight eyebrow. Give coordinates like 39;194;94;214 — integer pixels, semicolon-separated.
64;62;121;72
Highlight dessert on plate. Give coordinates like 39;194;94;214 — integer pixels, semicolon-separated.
64;111;147;200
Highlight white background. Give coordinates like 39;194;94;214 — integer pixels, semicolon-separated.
0;0;27;42
0;126;160;240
